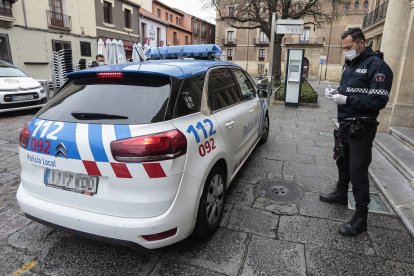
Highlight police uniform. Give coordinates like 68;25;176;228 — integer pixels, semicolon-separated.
320;47;393;236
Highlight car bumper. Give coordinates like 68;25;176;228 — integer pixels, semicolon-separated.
16;172;203;249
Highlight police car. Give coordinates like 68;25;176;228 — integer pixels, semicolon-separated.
16;45;270;249
0;61;47;113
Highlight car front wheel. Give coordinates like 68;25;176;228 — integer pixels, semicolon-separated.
258;114;269;145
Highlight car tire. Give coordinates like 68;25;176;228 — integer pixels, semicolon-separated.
258;114;269;145
194;165;226;237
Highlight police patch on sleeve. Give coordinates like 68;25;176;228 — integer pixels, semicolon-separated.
375;73;385;82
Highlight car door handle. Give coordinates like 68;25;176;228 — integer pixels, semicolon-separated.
225;121;234;129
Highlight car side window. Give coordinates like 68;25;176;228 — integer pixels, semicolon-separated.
174;74;205;118
232;69;256;101
208;68;241;111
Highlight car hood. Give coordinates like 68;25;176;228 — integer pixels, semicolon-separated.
0;77;41;91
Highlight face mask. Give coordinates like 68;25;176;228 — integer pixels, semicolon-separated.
98;61;105;66
344;43;360;61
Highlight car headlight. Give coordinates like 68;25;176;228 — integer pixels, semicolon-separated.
40;88;45;93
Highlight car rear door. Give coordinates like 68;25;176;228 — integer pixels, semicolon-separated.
208;67;252;175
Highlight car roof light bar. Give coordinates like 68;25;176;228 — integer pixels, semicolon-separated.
145;44;222;60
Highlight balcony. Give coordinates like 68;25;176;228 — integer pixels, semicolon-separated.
46;10;71;31
254;38;269;46
193;29;199;36
283;37;324;46
222;38;237;46
363;1;388;29
0;5;15;28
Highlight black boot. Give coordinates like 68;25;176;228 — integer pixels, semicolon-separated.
339;206;368;237
319;187;348;206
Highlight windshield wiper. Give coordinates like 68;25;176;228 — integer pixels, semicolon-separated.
71;112;128;120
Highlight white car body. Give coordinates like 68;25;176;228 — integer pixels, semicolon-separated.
0;61;47;113
16;54;269;249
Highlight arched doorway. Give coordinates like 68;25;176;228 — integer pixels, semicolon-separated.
302;57;309;80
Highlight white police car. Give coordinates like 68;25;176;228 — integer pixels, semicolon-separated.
16;45;270;249
0;61;47;113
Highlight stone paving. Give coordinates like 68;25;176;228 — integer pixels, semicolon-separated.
1;81;414;275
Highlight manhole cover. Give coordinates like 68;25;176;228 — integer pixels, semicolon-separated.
319;130;334;137
257;179;304;202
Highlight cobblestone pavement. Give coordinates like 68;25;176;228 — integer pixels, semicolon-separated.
1;82;414;275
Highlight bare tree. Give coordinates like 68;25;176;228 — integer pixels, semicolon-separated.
208;0;349;84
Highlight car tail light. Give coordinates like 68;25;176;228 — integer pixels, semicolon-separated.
97;72;123;79
19;123;30;148
141;228;177;241
110;129;187;162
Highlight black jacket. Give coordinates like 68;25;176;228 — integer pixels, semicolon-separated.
337;48;393;120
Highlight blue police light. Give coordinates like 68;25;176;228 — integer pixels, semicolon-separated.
145;44;222;60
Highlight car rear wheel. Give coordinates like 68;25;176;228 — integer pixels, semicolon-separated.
258;114;269;145
194;165;226;237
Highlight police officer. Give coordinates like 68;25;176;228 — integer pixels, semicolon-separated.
320;27;393;237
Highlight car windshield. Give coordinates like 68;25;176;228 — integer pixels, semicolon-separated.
37;74;172;124
0;67;27;77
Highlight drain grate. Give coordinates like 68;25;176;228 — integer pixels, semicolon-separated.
348;191;393;214
257;178;304;203
319;130;334;137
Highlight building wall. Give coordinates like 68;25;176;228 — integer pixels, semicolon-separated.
215;1;366;79
0;0;97;79
152;0;191;45
192;18;215;44
140;16;166;47
95;0;140;41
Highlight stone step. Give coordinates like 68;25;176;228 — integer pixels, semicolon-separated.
390;127;414;151
369;147;414;237
374;133;414;183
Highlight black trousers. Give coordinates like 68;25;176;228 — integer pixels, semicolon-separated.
335;122;378;208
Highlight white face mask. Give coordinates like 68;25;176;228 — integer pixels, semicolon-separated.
97;61;105;66
344;44;361;61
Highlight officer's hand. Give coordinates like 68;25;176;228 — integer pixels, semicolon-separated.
324;87;336;96
326;94;347;105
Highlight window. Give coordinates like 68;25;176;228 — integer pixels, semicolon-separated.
170;14;173;22
157;8;161;17
232;69;255;101
157;28;161;46
227;31;234;43
185;35;189;45
173;31;178;45
258;49;265;61
141;23;147;44
165;12;168;21
354;1;360;9
363;0;369;9
173;75;205;118
80;41;91;56
300;27;310;43
52;40;71;51
226;49;233;60
103;1;112;23
193;21;198;35
208;68;241;111
178;18;181;26
345;2;350;10
229;6;234;17
124;9;131;28
49;0;63;14
38;76;172;124
0;34;12;63
259;31;268;43
258;64;264;72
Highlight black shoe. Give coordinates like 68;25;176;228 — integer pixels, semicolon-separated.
339;207;368;237
319;191;348;206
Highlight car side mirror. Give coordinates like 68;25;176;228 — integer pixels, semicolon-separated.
258;89;271;99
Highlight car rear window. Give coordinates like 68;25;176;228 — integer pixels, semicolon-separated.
37;75;172;124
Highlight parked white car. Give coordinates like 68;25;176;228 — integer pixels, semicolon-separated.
16;45;270;249
0;60;47;113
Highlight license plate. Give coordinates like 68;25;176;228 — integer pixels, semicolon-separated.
44;169;99;195
12;95;34;101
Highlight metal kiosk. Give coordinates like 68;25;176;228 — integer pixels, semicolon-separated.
284;49;305;107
